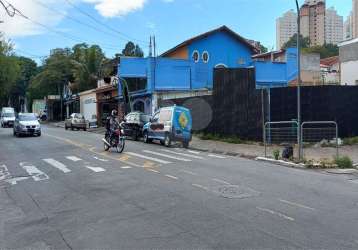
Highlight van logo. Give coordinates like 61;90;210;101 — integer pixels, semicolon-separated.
179;112;188;129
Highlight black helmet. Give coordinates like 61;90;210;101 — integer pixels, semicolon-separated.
111;109;118;116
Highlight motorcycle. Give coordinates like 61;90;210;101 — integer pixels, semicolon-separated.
103;127;125;153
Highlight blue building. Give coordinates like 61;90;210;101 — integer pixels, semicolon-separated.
119;26;260;114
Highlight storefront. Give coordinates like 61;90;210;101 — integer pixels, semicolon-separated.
95;86;118;126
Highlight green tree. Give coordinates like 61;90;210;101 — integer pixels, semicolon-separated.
282;34;310;49
259;44;268;53
0;33;20;107
302;43;339;59
122;42;144;57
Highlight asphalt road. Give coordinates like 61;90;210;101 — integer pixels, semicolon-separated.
1;125;358;249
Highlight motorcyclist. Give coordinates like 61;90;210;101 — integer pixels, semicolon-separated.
106;109;120;143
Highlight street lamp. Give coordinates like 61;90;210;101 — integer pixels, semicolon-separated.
295;0;302;160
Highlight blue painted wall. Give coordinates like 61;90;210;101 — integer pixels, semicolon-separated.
188;31;254;85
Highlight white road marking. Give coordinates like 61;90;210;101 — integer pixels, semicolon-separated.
208;154;227;159
93;156;109;162
66;156;82;162
20;162;49;181
147;169;160;173
187;150;201;155
192;183;208;190
0;164;11;181
126;152;172;164
43;159;71;173
278;199;316;211
212;178;231;185
161;149;204;159
180;170;198;176
143;150;192;162
120;166;132;169
165;174;178;180
256;207;295;222
6;177;29;185
85;166;105;173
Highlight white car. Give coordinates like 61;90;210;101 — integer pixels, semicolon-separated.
13;113;41;137
1;107;16;128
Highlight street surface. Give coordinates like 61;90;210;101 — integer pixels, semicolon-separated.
1;125;358;249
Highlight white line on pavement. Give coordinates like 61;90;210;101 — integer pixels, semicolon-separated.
143;150;192;162
66;156;82;162
212;178;231;185
256;207;295;222
0;164;11;181
165;174;178;180
94;156;109;162
20;162;49;181
125;152;172;164
192;183;208;190
180;170;198;176
85;166;106;173
208;154;227;159
120;166;132;169
278;199;316;211
147;169;160;173
161;149;204;159
43;159;71;173
187;150;201;155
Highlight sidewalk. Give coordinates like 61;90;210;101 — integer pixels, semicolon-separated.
190;136;358;164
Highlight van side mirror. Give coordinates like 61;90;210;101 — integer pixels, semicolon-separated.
149;118;153;122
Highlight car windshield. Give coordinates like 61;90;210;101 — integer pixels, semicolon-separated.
74;114;84;119
3;113;15;117
19;114;37;121
140;114;150;123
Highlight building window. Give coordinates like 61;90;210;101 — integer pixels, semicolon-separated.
192;50;199;63
202;51;210;63
124;78;147;92
215;63;228;69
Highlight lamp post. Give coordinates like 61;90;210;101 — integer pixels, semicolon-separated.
295;0;302;160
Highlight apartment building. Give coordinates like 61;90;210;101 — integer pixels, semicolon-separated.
325;7;343;44
344;12;354;40
276;10;298;49
354;0;358;38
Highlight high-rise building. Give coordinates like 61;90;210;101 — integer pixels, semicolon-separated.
325;7;343;44
344;12;353;40
300;0;326;46
353;0;358;38
276;10;298;49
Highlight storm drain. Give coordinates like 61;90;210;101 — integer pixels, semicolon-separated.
216;185;260;199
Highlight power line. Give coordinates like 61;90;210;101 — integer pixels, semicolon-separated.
63;0;148;45
0;0;16;17
14;48;47;59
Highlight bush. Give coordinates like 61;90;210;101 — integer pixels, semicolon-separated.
197;133;245;144
273;149;280;160
343;137;358;145
334;156;353;169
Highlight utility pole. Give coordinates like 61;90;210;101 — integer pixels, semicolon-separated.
149;36;153;57
153;35;156;57
296;0;302;160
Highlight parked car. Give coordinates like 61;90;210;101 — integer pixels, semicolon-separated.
1;107;16;128
13;113;41;137
121;112;150;141
65;113;87;131
143;106;192;148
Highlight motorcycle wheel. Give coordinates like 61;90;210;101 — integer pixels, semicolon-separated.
116;138;125;153
104;136;110;151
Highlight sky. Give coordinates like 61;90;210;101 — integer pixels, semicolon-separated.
0;0;353;64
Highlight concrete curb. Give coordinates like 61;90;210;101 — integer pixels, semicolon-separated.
255;157;306;169
189;146;257;160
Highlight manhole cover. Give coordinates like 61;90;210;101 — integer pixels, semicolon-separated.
216;185;260;199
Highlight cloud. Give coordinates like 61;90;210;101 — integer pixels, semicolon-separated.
0;0;68;37
83;0;147;18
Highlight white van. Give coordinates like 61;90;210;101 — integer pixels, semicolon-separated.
1;107;16;128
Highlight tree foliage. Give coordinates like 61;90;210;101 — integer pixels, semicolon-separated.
121;42;144;57
282;33;310;49
259;44;268;54
302;43;339;59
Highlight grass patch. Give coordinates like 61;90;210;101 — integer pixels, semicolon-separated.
196;133;251;144
273;149;280;160
343;137;358;145
334;156;353;169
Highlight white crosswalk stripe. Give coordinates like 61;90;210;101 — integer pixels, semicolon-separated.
126;152;172;164
208;154;227;159
142;150;192;162
0;164;11;181
161;149;204;159
43;158;71;173
20;162;49;181
66;156;82;162
85;166;106;173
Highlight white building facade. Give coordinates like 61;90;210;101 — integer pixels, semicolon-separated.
325;7;343;44
276;10;298;49
344;12;354;40
353;0;358;38
339;38;358;85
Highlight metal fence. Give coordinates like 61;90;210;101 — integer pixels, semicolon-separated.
264;121;298;158
301;121;339;159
